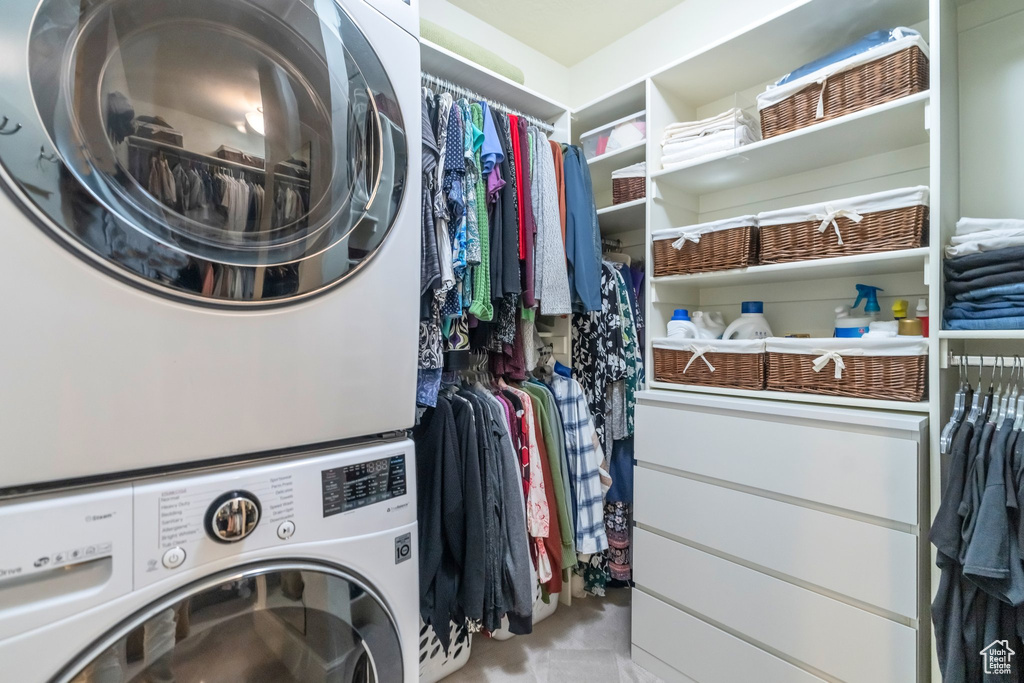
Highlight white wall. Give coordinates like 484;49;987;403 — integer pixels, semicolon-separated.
419;0;571;103
568;0;796;108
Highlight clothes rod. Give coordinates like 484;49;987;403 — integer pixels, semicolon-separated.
944;352;1024;369
420;72;556;134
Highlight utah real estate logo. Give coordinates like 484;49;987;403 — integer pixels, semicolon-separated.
981;640;1015;675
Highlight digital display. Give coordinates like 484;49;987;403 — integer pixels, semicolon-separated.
322;455;406;517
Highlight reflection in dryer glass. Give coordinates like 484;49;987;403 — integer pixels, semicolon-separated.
19;0;407;303
70;569;402;683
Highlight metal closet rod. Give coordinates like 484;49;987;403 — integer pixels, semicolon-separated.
946;352;1023;367
420;72;556;134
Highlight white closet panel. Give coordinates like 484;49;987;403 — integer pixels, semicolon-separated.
632;590;826;683
635;399;921;524
634;468;918;617
634;529;917;683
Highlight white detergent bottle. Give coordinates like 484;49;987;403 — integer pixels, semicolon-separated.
722;301;773;340
667;309;700;339
692;311;726;339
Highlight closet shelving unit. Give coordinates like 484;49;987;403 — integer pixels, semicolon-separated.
571;0;960;681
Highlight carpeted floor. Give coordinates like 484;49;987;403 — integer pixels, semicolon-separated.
445;588;662;682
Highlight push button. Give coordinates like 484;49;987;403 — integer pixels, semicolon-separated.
277;521;296;540
162;547;186;569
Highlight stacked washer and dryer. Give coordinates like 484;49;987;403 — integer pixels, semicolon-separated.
0;0;422;681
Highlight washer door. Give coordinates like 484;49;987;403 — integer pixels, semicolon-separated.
57;562;404;683
0;0;407;306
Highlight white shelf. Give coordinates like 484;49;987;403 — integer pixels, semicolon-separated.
597;199;646;235
938;330;1024;340
651;248;929;289
587;140;647;172
573;80;647;142
651;92;930;195
419;39;569;122
647;381;931;413
650;0;928;105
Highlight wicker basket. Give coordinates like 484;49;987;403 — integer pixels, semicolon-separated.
765;338;928;401
653;339;766;390
652;216;758;277
759;45;929;139
757;187;929;265
612;176;645;204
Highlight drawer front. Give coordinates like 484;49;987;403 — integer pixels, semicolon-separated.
636;400;920;524
634;468;917;618
632;590;826;683
634;529;917;683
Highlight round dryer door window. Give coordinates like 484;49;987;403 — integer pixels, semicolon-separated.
57;562;404;682
0;0;407;305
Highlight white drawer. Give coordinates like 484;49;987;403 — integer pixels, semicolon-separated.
634;529;917;683
634;468;918;618
632;589;826;683
636;395;923;524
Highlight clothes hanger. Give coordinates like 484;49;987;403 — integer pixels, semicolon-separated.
982;356;996;422
941;355;969;455
967;356;984;424
1005;356;1020;424
998;356;1017;424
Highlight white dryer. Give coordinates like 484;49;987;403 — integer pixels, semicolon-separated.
0;0;421;491
0;439;419;682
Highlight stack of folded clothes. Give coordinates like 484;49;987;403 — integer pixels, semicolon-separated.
944;218;1024;330
660;108;759;169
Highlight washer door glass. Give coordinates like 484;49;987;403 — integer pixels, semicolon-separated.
0;0;407;305
60;563;404;682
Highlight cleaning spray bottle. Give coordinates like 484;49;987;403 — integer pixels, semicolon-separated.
853;284;884;321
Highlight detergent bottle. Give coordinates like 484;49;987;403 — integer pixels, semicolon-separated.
853;284;884;321
692;311;726;339
667;309;700;339
722;302;773;340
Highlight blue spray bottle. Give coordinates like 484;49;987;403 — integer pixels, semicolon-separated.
853;284;884;320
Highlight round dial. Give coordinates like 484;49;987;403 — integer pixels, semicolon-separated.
206;491;261;544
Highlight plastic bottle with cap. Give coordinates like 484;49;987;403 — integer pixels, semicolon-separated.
834;305;872;338
667;309;700;339
916;298;929;337
722;301;773;340
853;284;884;321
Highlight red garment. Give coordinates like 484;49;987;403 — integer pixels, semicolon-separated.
508;115;526;260
535;422;563;594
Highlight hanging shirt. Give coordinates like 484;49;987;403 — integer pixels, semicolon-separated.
563;146;603;312
550;373;608;555
479;102;505;176
532;129;571;315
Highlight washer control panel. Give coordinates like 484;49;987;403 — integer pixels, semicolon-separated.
132;440;415;588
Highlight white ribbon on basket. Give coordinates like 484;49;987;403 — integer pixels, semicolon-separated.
683;345;716;374
810;205;862;246
671;231;703;250
811;348;866;379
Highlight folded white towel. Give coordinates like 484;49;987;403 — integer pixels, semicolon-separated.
661;108;754;143
661;126;759;168
946;227;1024;257
955;217;1024;236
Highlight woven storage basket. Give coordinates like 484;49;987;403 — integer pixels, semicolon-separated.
612;176;645;204
653;339;766;390
757;186;929;264
759;43;928;139
652;216;758;277
765;338;928;401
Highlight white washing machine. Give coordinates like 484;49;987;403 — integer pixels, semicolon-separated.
0;439;419;682
0;0;422;491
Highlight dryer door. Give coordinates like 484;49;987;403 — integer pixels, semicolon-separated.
57;562;404;682
0;0;407;306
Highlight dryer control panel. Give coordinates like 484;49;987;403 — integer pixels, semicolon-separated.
132;440;415;589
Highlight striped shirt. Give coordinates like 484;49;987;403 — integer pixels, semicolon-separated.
550;374;608;554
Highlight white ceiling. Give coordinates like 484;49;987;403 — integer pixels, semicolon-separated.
447;0;687;66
